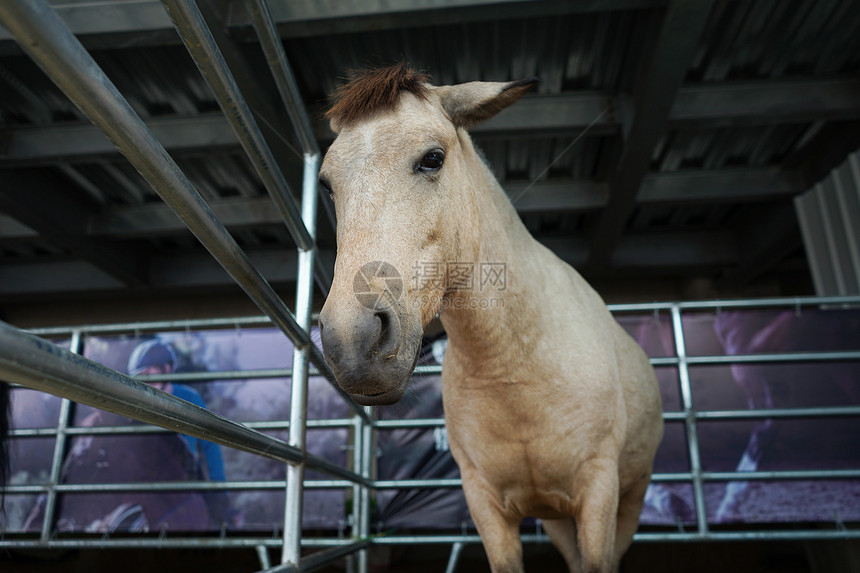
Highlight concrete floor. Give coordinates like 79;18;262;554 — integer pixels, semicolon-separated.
3;539;858;573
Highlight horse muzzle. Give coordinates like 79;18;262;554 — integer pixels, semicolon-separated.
318;303;422;406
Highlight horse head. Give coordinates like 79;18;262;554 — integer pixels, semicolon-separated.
317;63;535;405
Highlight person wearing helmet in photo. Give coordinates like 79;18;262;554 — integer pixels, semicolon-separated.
128;339;239;527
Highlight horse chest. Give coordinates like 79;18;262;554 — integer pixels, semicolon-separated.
451;423;588;520
444;379;615;517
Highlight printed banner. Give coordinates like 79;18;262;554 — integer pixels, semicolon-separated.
3;308;859;534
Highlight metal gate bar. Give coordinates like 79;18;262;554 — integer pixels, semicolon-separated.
0;0;311;348
160;0;310;251
1;295;859;558
0;2;370;569
282;154;320;567
0;0;858;567
671;304;710;536
36;331;81;543
0;321;366;485
0;0;368;427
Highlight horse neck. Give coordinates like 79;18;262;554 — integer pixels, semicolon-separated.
439;132;544;374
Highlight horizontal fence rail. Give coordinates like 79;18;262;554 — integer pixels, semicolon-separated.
0;0;368;427
0;321;368;487
1;295;858;554
0;0;857;567
0;0;356;569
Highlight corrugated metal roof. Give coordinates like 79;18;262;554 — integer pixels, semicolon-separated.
0;0;858;301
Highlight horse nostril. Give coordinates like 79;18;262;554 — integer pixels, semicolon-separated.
374;307;400;359
376;310;388;335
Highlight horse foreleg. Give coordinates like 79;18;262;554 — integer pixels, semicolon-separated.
575;461;620;573
612;474;650;573
542;517;581;572
461;471;523;573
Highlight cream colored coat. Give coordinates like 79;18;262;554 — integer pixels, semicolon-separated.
319;71;664;573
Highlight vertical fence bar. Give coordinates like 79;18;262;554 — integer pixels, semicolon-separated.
39;330;81;542
256;544;272;570
282;153;321;566
356;407;374;573
346;413;364;573
444;541;466;573
671;305;709;535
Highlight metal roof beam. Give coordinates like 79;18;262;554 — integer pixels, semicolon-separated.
509;168;806;212
68;169;803;239
636;168;806;205
0;114;236;166
0;230;736;297
0;250;300;296
556;230;739;269
89;196;282;238
6;79;860;166
0;169;149;286
0;0;667;48
587;0;715;269
672;79;860;128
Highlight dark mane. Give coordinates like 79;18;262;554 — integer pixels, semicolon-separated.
326;62;430;130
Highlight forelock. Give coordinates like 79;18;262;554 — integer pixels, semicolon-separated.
326;63;431;131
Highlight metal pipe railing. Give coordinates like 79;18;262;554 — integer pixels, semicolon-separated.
1;528;857;551
3;480;355;495
282;152;321;567
11;419;352;436
160;0;311;251
0;320;370;487
255;540;372;573
370;529;860;544
9;417;356;438
349;414;364;573
0;0;369;425
2;283;858;552
445;541;466;573
0;0;308;350
23;294;860;338
8;461;859;497
0;538;362;550
242;0;317;156
37;330;80;542
28;315;279;337
671;305;710;537
357;408;374;573
607;294;860;313
239;0;338;239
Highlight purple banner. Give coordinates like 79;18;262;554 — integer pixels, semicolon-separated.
3;307;859;534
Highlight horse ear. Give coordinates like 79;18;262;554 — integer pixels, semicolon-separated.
437;77;538;129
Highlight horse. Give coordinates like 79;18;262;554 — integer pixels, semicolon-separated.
317;63;664;573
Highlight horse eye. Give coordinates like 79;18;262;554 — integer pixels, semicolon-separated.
417;150;445;174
